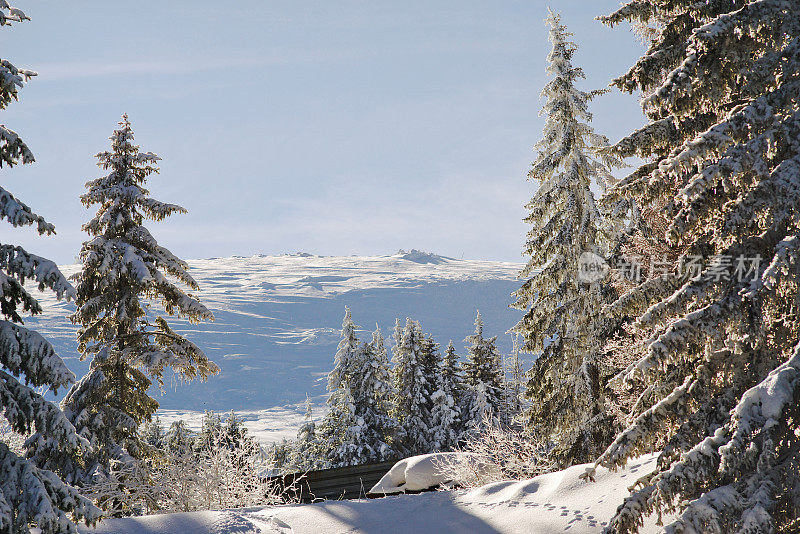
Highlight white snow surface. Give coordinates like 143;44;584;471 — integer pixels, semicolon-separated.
79;454;667;534
156;402;326;445
24;252;524;442
369;452;490;494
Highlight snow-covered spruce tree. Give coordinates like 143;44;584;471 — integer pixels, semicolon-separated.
443;340;464;405
0;4;101;531
164;420;195;455
360;325;399;460
52;116;218;503
461;311;504;432
319;310;396;466
316;387;358;469
316;307;362;467
584;2;800;532
139;417;165;449
505;335;526;420
290;396;320;470
390;318;435;456
510;11;620;467
429;340;464;450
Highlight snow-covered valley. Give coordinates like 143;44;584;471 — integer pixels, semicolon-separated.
27;251;526;443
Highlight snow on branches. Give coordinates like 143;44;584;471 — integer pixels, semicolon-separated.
49;115;218;499
511;10;622;468
593;1;800;532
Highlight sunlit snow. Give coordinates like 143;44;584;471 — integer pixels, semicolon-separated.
26;251;525;443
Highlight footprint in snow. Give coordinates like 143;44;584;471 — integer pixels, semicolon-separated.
210;511;262;533
262;516;293;534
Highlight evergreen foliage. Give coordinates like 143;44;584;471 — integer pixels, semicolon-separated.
390;318;435;456
511;11;620;467
56;116;218;496
359;325;399;460
429;340;464;450
317;309;396;467
0;4;101;531
589;1;800;532
462;312;505;431
290;396;320;470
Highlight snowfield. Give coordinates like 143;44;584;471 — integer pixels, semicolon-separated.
79;454;667;533
26;251;524;442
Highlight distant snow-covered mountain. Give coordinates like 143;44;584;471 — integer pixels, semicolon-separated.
27;252;526;418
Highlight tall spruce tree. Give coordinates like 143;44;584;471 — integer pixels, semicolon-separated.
429;340;464;449
57;116;218;494
361;325;399;460
0;3;101;531
318;309;395;466
290;396;320;470
511;11;620;466
587;1;800;532
462;312;504;430
390;318;435;456
317;307;360;467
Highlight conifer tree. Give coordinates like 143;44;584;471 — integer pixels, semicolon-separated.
429;340;464;449
462;312;504;432
0;3;101;531
360;325;399;459
164;420;195;455
510;11;620;466
442;340;464;407
291;396;320;470
197;411;222;452
390;318;435;456
587;1;800;532
316;308;361;467
316;387;358;468
140;417;165;449
319;310;397;466
55;116;219;495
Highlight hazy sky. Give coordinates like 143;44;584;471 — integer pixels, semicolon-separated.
3;1;645;264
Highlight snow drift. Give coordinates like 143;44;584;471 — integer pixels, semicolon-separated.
369;452;494;495
80;454;670;533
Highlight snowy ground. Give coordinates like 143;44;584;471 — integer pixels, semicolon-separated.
78;454;667;534
26;251;525;442
156;401;328;444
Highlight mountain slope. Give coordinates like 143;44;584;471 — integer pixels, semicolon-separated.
27;252;525;416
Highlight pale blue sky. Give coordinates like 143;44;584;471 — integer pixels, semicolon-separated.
3;1;644;264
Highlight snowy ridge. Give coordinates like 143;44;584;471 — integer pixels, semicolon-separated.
78;453;670;533
24;252;524;441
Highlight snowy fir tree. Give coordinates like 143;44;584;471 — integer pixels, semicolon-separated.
316;387;359;469
359;325;399;460
510;11;620;467
429;340;463;451
290;396;320;470
0;4;101;531
505;335;526;420
164;420;195;455
461;312;504;431
318;309;396;466
442;340;465;408
390;318;436;456
197;410;222;452
583;1;800;532
316;308;362;467
139;417;165;449
53;116;219;500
